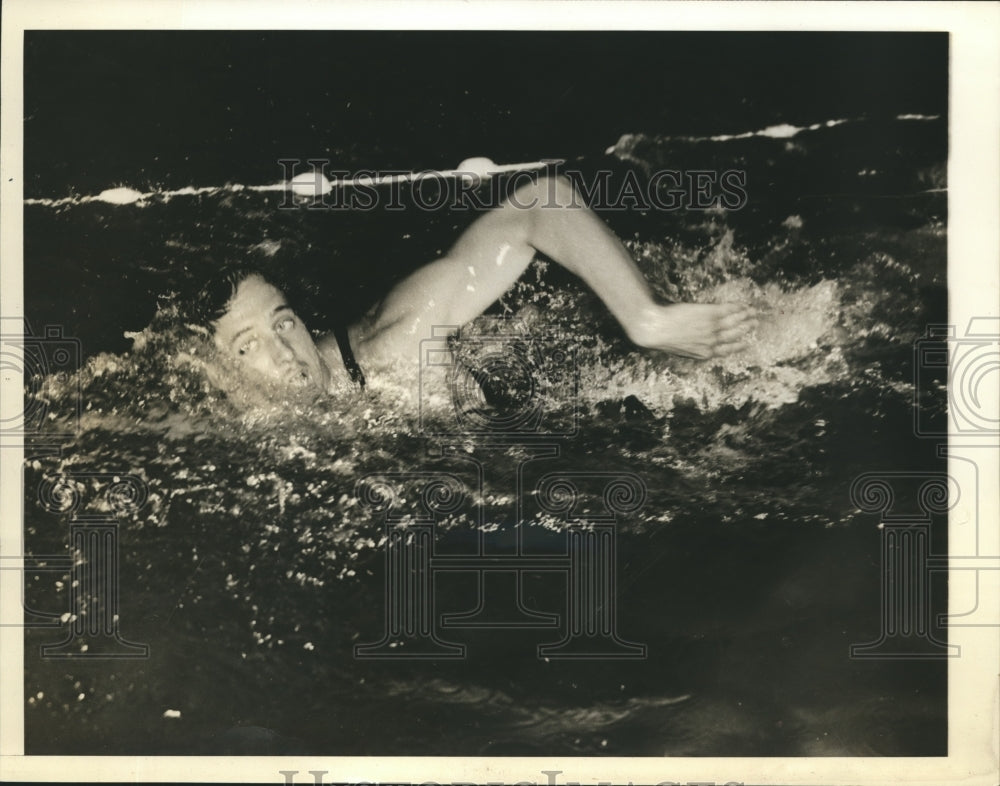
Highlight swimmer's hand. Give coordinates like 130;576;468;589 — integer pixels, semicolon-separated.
628;303;757;360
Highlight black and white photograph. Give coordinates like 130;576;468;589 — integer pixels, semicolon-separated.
1;2;997;784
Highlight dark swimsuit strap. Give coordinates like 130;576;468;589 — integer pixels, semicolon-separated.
332;324;366;389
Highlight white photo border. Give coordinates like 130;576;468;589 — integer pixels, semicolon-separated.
1;1;997;784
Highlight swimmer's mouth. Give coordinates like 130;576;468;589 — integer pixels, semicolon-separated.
285;368;313;387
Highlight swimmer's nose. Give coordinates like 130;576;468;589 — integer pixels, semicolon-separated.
269;334;296;364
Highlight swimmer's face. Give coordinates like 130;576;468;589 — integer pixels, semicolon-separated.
212;275;330;397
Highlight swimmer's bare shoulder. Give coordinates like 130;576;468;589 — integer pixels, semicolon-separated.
310;302;416;389
344;299;432;375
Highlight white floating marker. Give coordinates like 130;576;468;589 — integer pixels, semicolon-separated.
289;171;334;197
95;187;146;205
454;156;497;184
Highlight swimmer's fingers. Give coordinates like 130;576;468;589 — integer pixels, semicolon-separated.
718;304;757;330
717;323;749;345
711;340;750;358
713;310;754;357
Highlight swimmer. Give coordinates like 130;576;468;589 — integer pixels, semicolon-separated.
206;175;756;404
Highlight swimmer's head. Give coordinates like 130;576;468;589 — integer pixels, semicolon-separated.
206;274;331;403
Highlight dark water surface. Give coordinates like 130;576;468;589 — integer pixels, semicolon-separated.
20;32;948;757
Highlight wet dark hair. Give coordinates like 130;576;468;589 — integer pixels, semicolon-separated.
192;272;250;326
169;253;302;332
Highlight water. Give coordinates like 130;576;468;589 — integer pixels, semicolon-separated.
21;115;947;756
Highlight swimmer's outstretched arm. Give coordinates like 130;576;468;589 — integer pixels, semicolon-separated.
351;175;755;366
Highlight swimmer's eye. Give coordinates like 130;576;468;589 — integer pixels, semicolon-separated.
274;316;295;333
238;338;259;356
